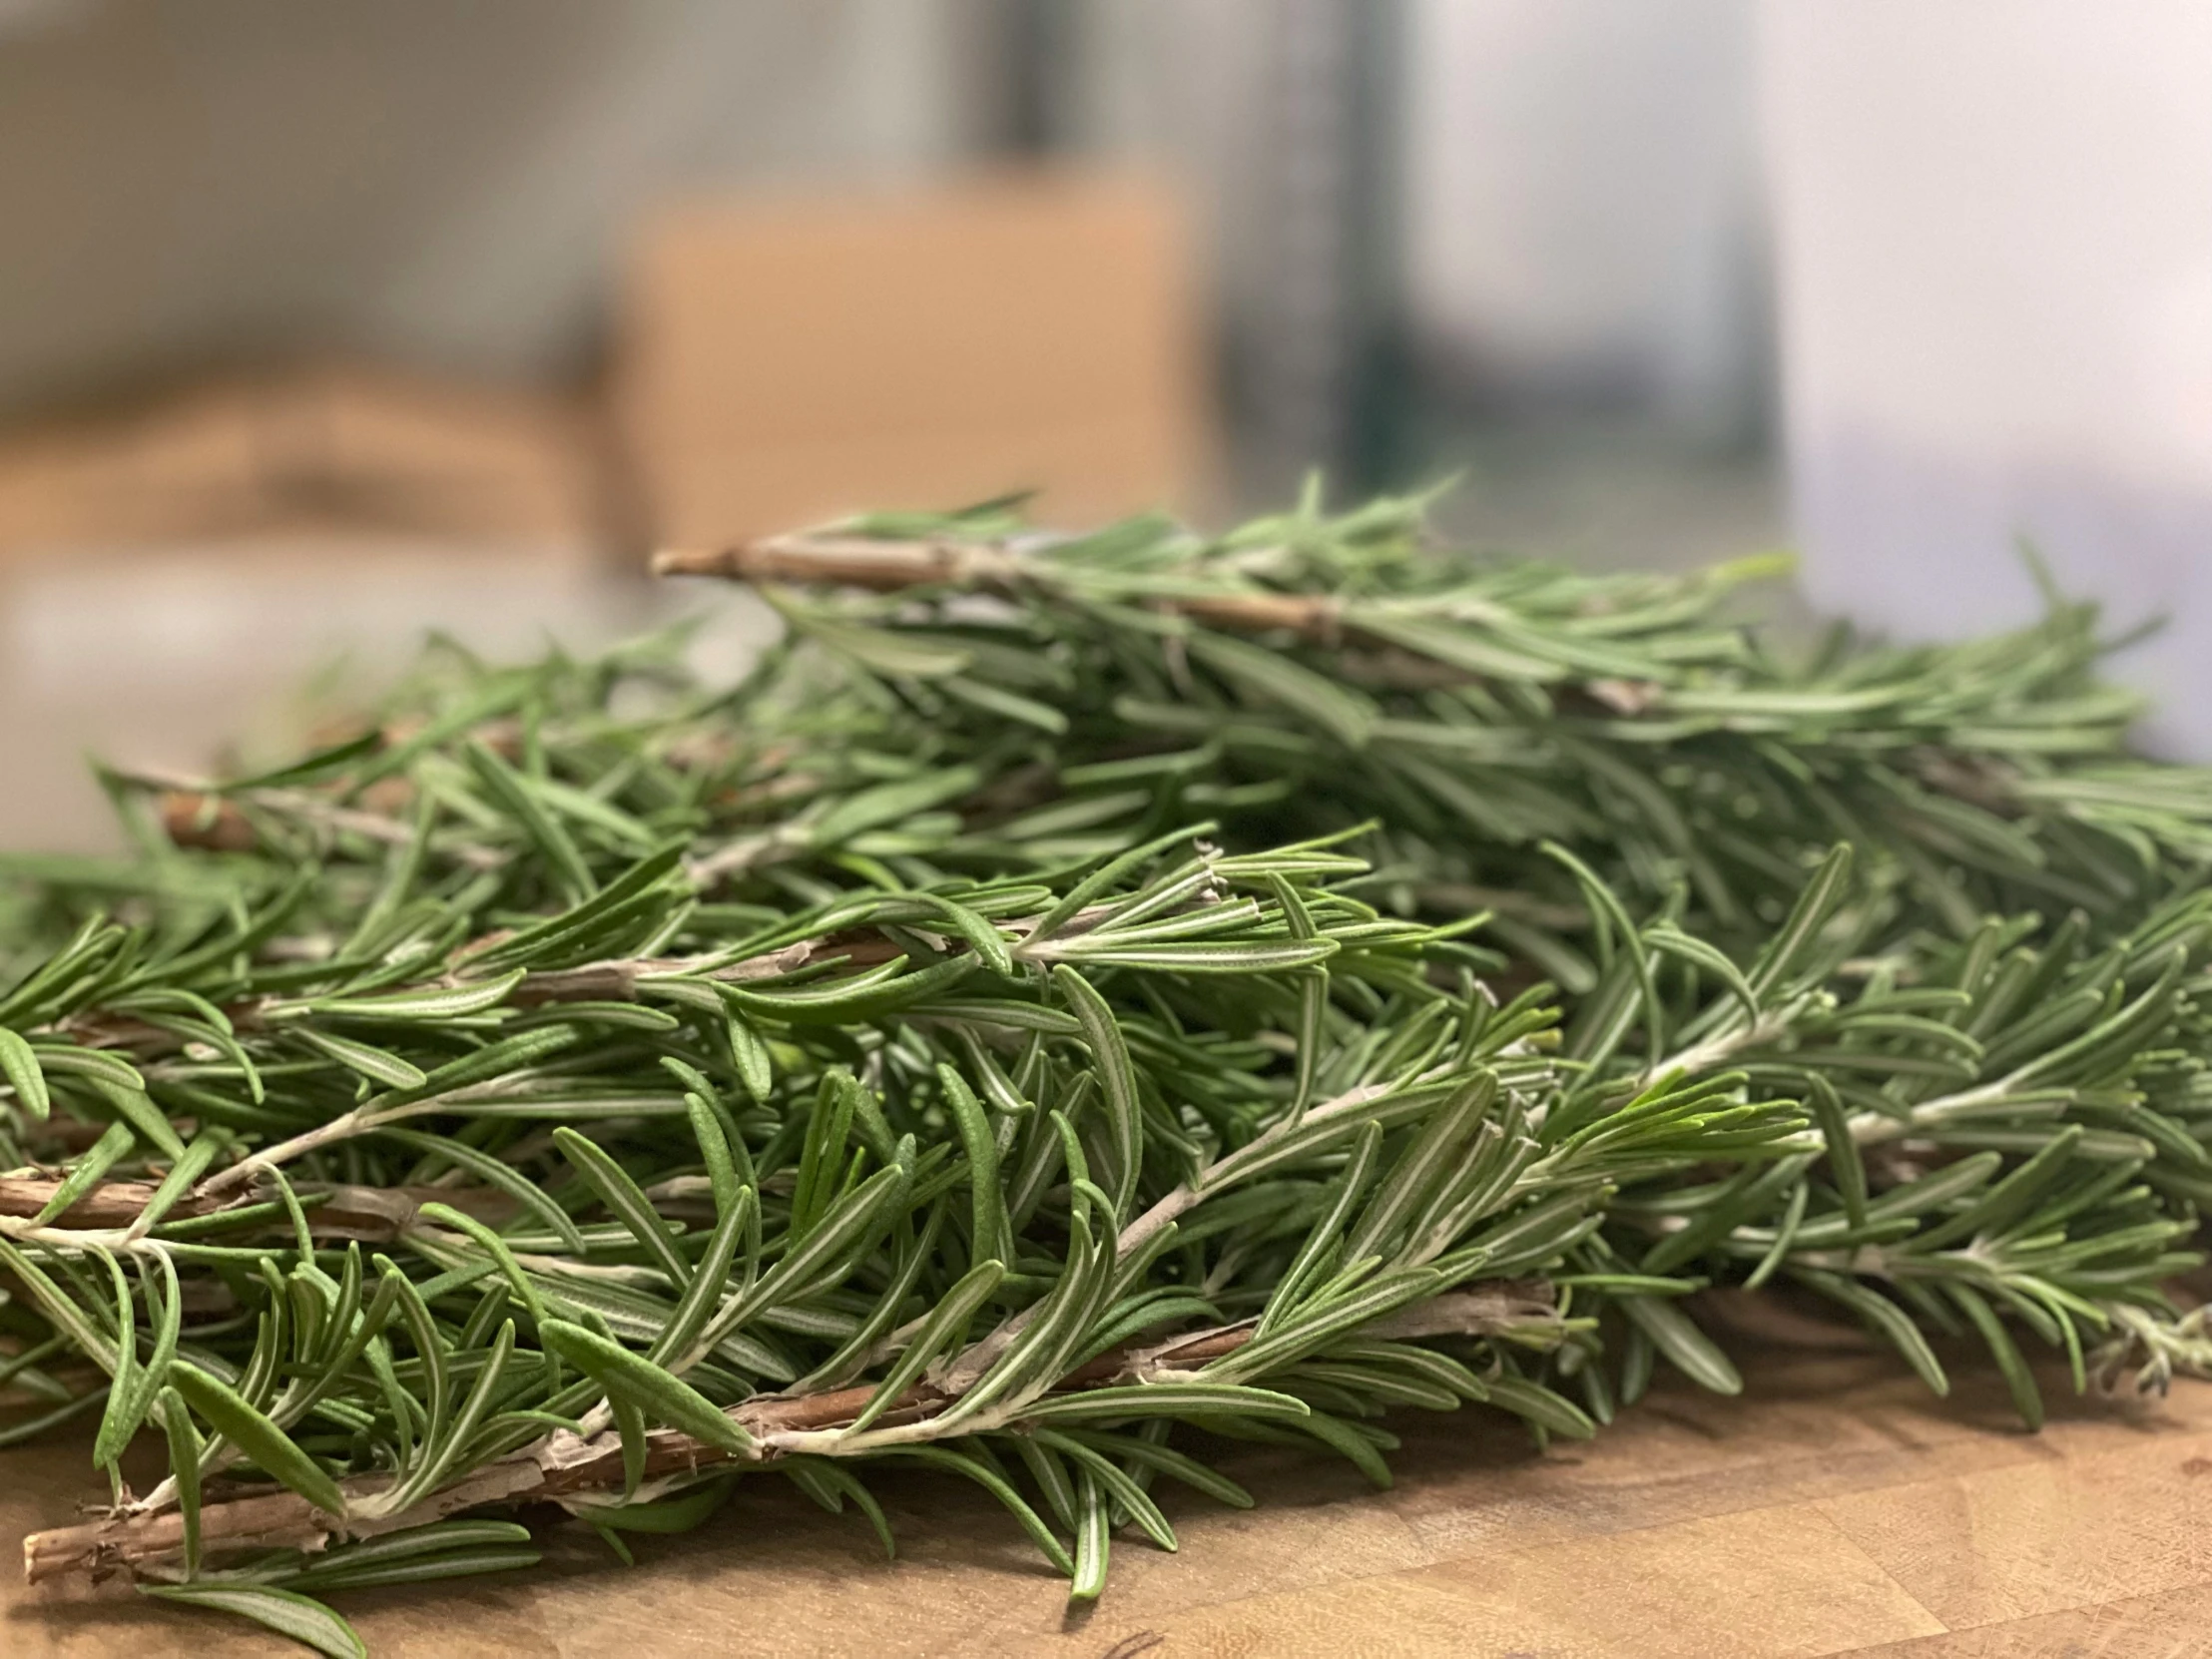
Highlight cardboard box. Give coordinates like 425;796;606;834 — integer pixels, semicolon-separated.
614;171;1217;549
0;363;611;560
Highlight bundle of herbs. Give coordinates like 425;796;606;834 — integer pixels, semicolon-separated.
0;487;2207;1657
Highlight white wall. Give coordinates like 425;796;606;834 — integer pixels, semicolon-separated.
1764;0;2212;756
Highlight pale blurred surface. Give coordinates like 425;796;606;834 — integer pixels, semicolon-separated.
1766;0;2212;758
0;549;653;852
5;1322;2208;1656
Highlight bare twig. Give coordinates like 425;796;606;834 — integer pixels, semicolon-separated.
20;1278;1547;1585
0;1179;512;1241
654;534;1350;643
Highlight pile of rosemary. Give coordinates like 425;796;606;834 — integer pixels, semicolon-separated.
2;486;2208;1656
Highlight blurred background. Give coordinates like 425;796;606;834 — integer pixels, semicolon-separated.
0;0;2206;846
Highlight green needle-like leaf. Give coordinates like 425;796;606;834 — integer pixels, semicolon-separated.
169;1363;346;1516
143;1584;366;1658
0;1027;50;1119
541;1320;755;1456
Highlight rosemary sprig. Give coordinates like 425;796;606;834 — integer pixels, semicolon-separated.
0;486;2205;1657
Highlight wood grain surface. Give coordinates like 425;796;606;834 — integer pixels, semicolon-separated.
6;1317;2208;1658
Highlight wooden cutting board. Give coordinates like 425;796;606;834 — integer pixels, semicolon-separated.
6;1328;2209;1657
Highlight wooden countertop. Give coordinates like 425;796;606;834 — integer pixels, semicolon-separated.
7;1320;2209;1658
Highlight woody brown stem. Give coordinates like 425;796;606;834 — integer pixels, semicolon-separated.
653;538;1707;721
64;898;1119;1061
654;535;1351;645
655;534;1027;593
21;1279;1550;1585
0;1179;513;1240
